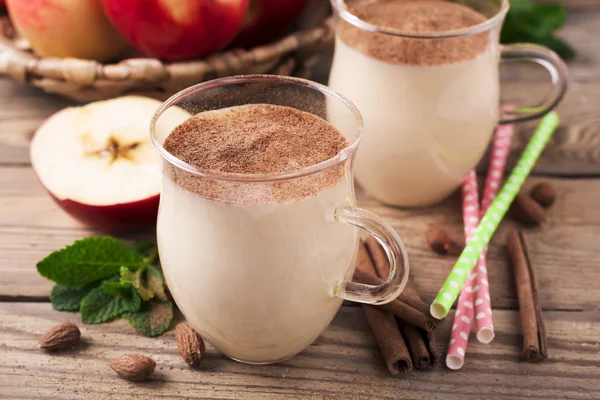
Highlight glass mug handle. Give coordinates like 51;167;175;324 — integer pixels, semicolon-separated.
499;43;569;125
333;206;409;305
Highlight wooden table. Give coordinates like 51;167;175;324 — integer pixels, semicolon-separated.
2;3;600;399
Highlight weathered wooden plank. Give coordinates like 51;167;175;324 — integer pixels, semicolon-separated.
1;166;598;311
0;303;598;400
489;80;600;176
0;79;74;165
557;8;600;82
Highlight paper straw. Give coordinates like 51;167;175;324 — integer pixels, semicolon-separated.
430;112;560;319
447;122;514;368
446;171;479;370
474;120;515;344
448;109;517;368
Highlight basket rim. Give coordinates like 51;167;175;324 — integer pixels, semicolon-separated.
0;15;334;83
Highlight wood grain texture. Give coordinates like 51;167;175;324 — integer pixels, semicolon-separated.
0;303;598;400
1;166;599;312
0;80;74;165
487;82;600;176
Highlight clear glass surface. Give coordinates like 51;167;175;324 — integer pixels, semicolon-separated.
329;0;568;207
150;75;409;364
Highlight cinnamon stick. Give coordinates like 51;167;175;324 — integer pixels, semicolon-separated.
398;321;440;370
359;239;441;370
506;230;548;362
363;237;442;330
362;305;413;375
354;243;440;332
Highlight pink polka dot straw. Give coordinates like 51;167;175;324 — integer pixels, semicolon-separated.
446;172;481;370
476;121;515;343
446;118;515;370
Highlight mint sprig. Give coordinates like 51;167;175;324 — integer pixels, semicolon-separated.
50;284;92;311
130;240;157;258
121;264;168;302
39;237;173;337
81;284;141;324
501;0;575;61
124;301;174;337
37;237;146;288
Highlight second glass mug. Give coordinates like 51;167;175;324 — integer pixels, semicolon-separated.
329;0;569;207
150;75;409;364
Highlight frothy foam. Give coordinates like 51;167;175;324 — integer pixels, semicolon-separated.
163;104;350;204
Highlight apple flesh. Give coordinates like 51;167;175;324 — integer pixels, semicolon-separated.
30;96;191;233
6;0;129;62
102;0;249;61
229;0;309;48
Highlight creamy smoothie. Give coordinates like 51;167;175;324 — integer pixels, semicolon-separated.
158;104;358;363
329;0;500;206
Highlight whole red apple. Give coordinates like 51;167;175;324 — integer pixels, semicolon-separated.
6;0;129;61
102;0;249;61
229;0;309;48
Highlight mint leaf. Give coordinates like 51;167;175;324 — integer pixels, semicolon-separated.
130;240;159;265
102;280;135;297
121;266;153;301
121;265;167;301
37;237;146;288
501;0;574;60
80;284;141;324
509;0;533;13
50;284;91;311
533;4;566;30
130;241;156;257
145;265;168;301
124;301;173;337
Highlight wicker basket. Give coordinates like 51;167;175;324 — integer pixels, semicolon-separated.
0;3;334;101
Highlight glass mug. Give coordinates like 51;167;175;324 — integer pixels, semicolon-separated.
329;0;568;207
150;75;409;364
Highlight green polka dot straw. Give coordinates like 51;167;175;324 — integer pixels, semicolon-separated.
430;112;560;319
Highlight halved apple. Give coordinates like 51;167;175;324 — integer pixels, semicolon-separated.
30;96;190;232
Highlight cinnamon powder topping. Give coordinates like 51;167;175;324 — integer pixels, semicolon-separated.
338;0;489;66
163;104;350;204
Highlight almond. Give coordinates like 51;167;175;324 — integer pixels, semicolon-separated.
39;322;81;351
510;194;547;225
426;227;464;256
530;182;557;208
175;322;205;366
109;354;156;382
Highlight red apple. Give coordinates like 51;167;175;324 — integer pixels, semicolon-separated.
102;0;249;61
229;0;309;48
6;0;129;62
30;96;191;233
